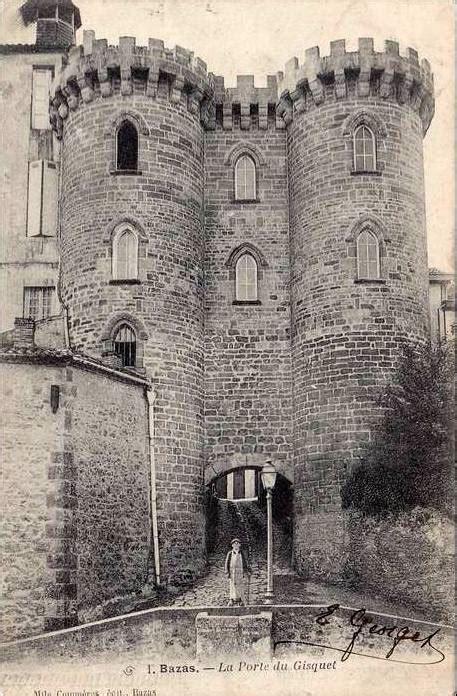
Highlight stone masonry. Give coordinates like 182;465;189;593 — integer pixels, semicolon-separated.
47;31;434;590
284;40;433;578
0;321;152;640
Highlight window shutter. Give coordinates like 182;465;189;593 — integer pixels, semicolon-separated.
27;160;43;237
32;69;52;130
27;160;57;237
42;161;58;236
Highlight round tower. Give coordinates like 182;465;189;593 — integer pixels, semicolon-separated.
278;39;435;578
51;33;214;585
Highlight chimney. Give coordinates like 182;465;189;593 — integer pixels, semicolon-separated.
19;1;82;50
13;318;36;348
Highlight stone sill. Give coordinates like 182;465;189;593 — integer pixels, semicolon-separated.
350;169;382;176
232;300;262;306
354;278;386;285
230;198;260;204
109;279;141;285
109;169;143;176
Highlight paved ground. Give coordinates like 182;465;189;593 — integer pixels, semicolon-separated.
162;499;430;621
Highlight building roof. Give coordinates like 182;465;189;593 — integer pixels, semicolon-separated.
0;43;65;54
19;0;82;30
429;268;454;283
0;344;150;387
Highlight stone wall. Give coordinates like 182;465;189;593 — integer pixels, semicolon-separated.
71;367;151;622
345;508;455;623
204;126;293;484
1;604;452;666
0;362;59;640
0;352;152;638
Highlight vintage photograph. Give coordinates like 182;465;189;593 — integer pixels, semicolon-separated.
0;0;454;694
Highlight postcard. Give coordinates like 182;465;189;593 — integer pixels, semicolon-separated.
0;1;454;695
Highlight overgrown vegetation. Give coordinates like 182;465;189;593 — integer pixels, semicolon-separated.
341;340;454;517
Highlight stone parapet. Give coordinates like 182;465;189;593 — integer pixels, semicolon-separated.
50;31;215;136
50;36;434;135
211;74;282;130
277;38;434;135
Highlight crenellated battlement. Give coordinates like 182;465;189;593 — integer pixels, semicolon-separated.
50;30;215;137
211;74;282;130
50;35;435;136
277;38;434;134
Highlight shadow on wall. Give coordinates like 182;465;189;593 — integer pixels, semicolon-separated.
344;507;454;623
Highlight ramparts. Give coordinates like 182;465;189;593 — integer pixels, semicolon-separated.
277;38;434;134
50;35;434;134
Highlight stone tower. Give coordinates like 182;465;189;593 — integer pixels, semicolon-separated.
51;33;213;584
50;32;435;588
277;39;434;577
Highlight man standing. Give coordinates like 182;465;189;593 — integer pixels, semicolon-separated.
224;538;251;606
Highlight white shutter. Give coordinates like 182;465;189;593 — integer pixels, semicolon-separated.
245;469;256;498
32;69;52;130
27;160;57;236
27;160;43;237
42;161;58;236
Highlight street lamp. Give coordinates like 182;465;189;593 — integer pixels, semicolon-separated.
261;460;277;605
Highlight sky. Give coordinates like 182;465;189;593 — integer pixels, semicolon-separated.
0;0;454;272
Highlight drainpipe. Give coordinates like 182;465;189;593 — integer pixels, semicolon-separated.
55;134;72;351
146;387;161;587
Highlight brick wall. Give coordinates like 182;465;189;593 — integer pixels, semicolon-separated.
287;96;431;577
59;83;206;585
204;126;293;483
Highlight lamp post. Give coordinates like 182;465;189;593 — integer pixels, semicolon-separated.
261;461;277;605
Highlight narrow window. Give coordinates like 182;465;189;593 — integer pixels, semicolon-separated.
23;286;55;320
116;120;138;171
357;229;380;279
32;68;53;130
113;324;137;367
113;227;138;280
235;155;256;200
235;253;258;301
353;125;376;172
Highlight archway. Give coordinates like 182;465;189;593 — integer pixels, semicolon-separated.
205;462;294;573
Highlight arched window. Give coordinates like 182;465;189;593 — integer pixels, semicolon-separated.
113;323;137;367
235;155;256;201
116;120;138;171
353;124;376;172
357;229;380;279
235;253;258;301
112;226;138;280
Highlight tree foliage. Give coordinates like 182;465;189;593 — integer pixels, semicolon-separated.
341;340;454;516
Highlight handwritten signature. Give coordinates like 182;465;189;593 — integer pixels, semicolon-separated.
274;604;445;664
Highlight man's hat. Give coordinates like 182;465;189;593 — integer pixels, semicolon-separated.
231;538;241;545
